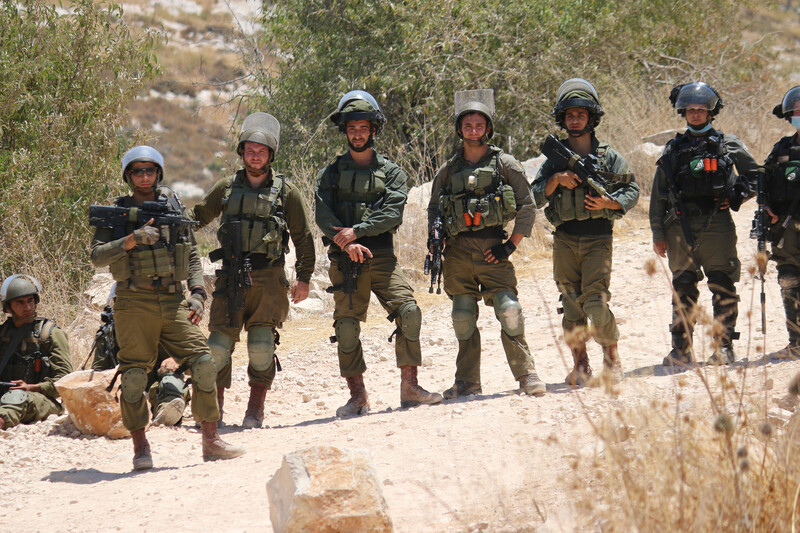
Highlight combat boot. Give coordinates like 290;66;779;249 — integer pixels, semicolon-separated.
336;374;369;418
242;383;268;428
130;428;153;471
201;421;245;461
602;344;624;383
565;342;592;387
442;380;482;399
400;366;443;407
518;371;546;396
663;332;693;367
771;341;800;360
152;397;186;426
709;344;736;365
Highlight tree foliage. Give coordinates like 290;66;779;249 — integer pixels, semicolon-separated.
0;0;158;320
253;0;763;185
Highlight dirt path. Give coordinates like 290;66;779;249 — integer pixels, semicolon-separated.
2;202;799;533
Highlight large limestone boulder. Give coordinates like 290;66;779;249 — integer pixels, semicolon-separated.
55;369;129;439
267;446;393;533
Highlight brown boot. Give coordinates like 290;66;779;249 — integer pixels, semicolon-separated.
565;342;592;387
602;344;624;383
518;371;546;396
336;374;369;418
242;383;267;428
201;421;245;461
400;365;443;408
131;428;153;471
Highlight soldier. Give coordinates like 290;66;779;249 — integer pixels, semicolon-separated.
91;145;244;470
650;83;759;366
532;78;639;386
316;90;442;417
0;275;73;430
190;113;315;428
761;86;800;358
427;89;546;398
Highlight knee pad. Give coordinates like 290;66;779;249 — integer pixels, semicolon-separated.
582;293;610;322
334;318;361;353
778;265;800;289
397;302;422;342
120;367;148;404
158;374;185;400
248;327;276;372
493;290;525;337
191;354;217;393
451;295;478;341
0;389;29;407
207;331;235;370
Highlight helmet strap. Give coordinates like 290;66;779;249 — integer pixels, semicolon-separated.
347;133;375;153
244;162;270;177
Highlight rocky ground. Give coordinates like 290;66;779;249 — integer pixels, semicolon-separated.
1;196;799;532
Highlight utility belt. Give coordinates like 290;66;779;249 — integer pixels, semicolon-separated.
225;253;286;271
118;276;181;292
678;199;719;218
453;226;504;240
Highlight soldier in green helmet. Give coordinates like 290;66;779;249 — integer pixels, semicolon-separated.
650;83;759;367
532;78;639;386
0;275;73;430
428;89;546;398
190;112;316;429
316;90;443;417
91;145;244;470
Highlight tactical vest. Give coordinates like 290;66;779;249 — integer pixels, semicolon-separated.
0;318;54;384
544;143;632;227
765;136;800;216
439;147;517;238
220;173;287;259
332;155;390;230
108;190;192;285
668;132;736;201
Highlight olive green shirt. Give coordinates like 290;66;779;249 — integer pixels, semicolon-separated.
315;150;408;245
649;129;760;243
190;169;316;284
0;318;72;400
427;144;535;252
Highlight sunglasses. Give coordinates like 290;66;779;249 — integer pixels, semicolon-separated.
129;167;159;177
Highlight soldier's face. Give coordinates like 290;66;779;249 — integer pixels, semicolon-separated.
242;142;272;170
685;106;710;126
127;162;159;194
565;108;590;132
8;295;36;324
459;113;488;142
345;120;373;149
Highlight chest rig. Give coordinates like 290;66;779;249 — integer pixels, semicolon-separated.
220;173;287;260
0;318;54;384
109;191;192;286
765;136;800;216
439;147;517;238
668;132;736;201
332;155;389;229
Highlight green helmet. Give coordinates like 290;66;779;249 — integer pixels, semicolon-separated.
1;274;42;311
551;78;603;133
454;89;495;140
330;90;386;134
237;112;281;160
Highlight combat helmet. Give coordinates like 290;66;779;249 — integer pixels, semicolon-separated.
454;89;495;141
670;82;723;117
551;78;604;133
330;90;386;134
772;86;800;123
237;112;281;161
1;274;42;312
121;146;165;187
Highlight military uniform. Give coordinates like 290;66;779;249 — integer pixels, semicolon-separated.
650;129;758;361
533;135;638;381
190;169;315;391
316;151;421;376
0;317;72;428
428;144;538;387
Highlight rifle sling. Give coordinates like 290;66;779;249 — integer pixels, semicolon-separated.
0;324;33;378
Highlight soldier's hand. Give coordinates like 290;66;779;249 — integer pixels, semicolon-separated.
160;357;179;373
585;195;621;211
484;241;516;264
332;227;357;249
718;198;730;210
344;243;373;263
653;241;667;257
187;294;204;325
767;207;779;224
134;220;160;245
555;171;581;189
10;380;41;393
291;280;309;304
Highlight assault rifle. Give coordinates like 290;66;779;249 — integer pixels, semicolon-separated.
659;149;703;276
749;168;769;335
326;253;361;310
210;221;252;329
424;214;444;294
540;134;610;198
89;199;198;245
80;305;118;371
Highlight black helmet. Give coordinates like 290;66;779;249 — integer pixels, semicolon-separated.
772;86;800;122
551;78;604;133
330;90;386;134
670;82;723;117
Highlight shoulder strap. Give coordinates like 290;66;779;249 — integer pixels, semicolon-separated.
33;318;55;344
0;324;31;376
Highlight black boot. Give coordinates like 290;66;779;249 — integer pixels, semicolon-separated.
709;273;739;365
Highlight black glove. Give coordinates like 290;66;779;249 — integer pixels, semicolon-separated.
728;181;749;212
490;241;516;261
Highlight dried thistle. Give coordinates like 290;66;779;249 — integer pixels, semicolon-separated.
736;446;748;458
739;458;750;472
789;372;800;397
759;422;774;437
713;412;734;435
644;258;657;277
